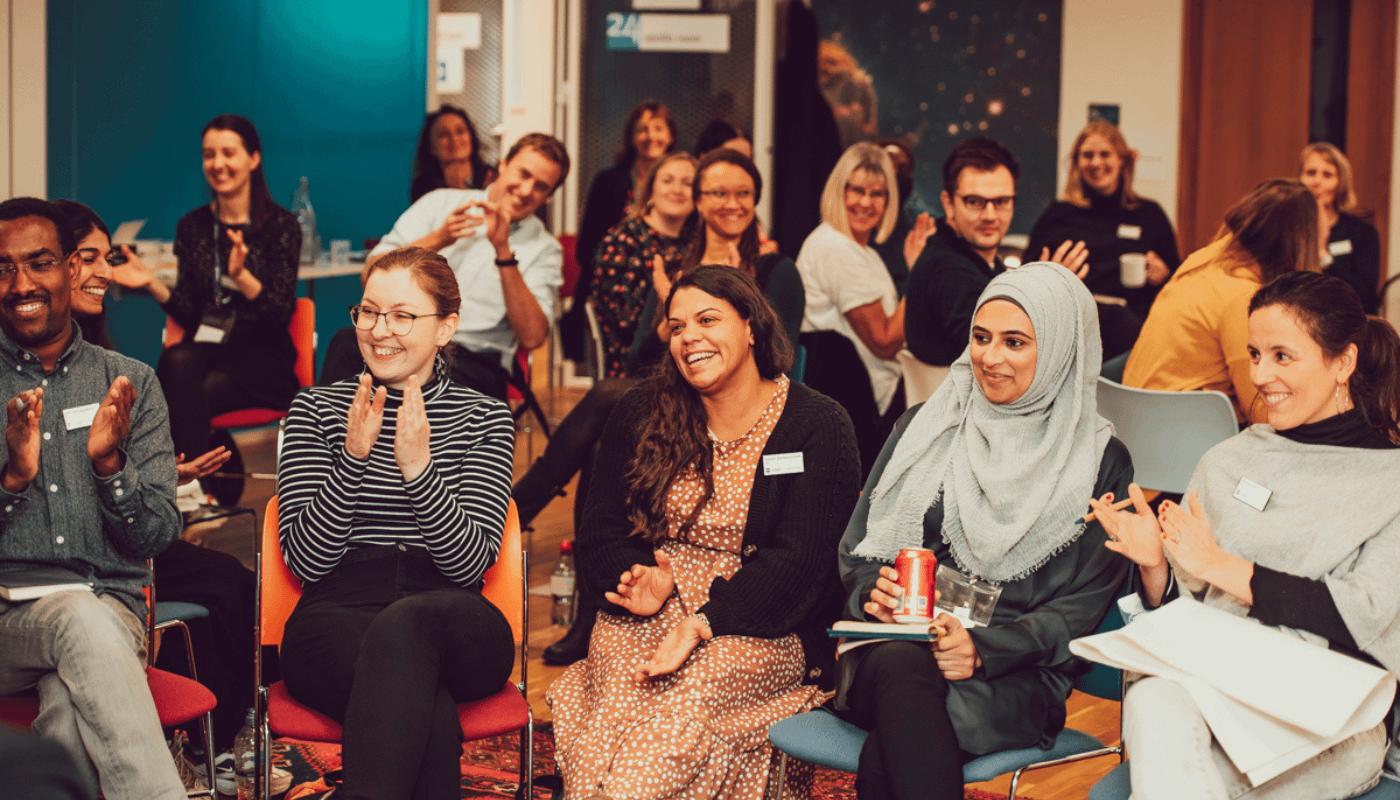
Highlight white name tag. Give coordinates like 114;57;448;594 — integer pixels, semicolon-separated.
1117;224;1142;240
63;403;100;431
1233;477;1273;512
193;324;228;344
1328;239;1353;256
762;452;804;476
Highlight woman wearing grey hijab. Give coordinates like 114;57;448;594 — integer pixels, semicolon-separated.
1091;271;1400;799
835;261;1133;800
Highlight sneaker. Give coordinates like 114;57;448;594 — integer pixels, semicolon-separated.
175;478;204;514
196;751;292;797
169;732;210;793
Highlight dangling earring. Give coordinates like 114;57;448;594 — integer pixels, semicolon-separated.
1336;383;1350;415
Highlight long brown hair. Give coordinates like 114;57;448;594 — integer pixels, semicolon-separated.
678;148;764;278
202;114;279;231
1299;141;1358;214
625;265;794;541
1250;271;1400;443
1217;178;1320;282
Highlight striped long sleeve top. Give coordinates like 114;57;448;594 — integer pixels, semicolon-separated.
276;364;515;587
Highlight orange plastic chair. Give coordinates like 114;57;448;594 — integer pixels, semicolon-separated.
254;495;532;800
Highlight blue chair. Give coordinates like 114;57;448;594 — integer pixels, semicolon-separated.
788;344;807;384
1089;763;1400;800
1095;377;1238;494
768;598;1129;799
1100;350;1130;383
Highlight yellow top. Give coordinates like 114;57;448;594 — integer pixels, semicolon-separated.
1122;235;1264;424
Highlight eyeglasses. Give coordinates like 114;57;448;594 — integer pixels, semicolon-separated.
844;184;889;202
348;305;442;336
957;194;1015;212
699;188;754;203
0;259;62;282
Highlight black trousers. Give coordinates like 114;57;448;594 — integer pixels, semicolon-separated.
318;326;510;401
156;342;286;458
152;540;265;751
510;377;637;528
841;641;973;800
280;547;514;800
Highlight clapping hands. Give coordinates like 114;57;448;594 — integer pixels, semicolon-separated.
343;373;433;481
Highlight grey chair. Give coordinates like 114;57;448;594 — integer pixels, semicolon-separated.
1095;377;1238;494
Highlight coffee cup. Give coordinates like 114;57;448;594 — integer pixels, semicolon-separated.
1120;253;1147;288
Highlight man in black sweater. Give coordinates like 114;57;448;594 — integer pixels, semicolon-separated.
905;138;1084;366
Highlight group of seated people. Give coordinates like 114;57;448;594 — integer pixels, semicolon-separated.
0;93;1397;800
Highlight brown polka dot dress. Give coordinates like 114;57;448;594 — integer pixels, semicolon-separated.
548;377;822;800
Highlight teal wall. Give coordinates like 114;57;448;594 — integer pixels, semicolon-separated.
47;0;429;371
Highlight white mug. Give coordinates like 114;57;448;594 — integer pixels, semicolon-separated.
1120;253;1147;288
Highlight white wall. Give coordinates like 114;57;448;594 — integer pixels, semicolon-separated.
1058;0;1183;225
7;0;46;198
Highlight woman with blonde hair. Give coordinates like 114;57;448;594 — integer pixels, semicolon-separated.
1300;141;1381;314
1123;178;1320;423
1026;120;1180;357
797;142;912;474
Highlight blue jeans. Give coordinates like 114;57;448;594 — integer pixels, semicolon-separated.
0;590;185;800
1124;676;1386;800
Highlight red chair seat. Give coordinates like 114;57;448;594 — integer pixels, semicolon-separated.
0;670;213;731
267;681;344;741
0;696;38;728
211;409;289;429
146;667;216;728
268;680;528;742
458;683;531;740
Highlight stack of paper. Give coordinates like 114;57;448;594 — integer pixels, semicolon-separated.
1070;598;1396;785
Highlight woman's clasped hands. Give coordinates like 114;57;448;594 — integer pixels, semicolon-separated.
344;372;434;481
865;565;980;681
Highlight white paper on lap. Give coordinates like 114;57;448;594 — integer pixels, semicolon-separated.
1070;597;1396;785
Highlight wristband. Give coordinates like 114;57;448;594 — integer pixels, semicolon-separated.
494;255;519;268
691;612;712;635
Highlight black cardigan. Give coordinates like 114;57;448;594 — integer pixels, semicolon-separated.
905;224;1005;367
1324;213;1382;315
576;382;861;688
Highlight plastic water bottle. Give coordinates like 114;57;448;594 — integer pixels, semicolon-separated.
233;708;257;799
290;177;320;264
551;541;576;627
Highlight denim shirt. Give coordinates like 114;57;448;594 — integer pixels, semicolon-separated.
0;323;179;617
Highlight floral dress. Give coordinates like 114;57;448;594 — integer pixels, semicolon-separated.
548;377;821;799
591;217;684;377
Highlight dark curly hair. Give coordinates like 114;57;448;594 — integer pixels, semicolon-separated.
625;265;793;541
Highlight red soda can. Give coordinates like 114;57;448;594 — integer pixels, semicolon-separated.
893;548;938;623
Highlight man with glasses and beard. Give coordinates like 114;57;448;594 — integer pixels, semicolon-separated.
0;198;184;800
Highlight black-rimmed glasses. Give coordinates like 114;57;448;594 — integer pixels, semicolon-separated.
348;305;442;336
956;194;1015;212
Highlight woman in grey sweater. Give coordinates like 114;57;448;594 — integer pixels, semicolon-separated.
1091;271;1400;799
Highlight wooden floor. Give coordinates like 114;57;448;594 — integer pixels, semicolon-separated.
202;374;1122;800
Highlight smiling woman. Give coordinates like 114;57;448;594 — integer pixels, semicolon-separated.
797;142;907;475
277;245;516;800
549;265;861;800
113;114;301;468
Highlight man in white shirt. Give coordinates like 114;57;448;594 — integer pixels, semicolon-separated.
321;133;569;398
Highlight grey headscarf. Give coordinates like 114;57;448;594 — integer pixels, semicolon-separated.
853;261;1112;582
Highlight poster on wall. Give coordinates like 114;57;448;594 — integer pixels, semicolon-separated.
811;0;1063;234
437;12;483;94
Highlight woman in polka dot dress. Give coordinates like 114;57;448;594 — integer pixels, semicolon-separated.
548;265;862;800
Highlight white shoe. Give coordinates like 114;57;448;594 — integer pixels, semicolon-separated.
176;479;204;513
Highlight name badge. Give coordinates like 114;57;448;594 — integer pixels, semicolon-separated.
1233;477;1272;512
762;452;804;476
1117;224;1142;240
193;325;227;344
63;403;100;431
1328;239;1353;256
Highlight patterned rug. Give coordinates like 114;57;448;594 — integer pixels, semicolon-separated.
277;722;1030;800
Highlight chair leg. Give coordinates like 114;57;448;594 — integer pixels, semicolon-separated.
771;752;788;800
1007;766;1024;800
194;711;217;799
518;714;534;800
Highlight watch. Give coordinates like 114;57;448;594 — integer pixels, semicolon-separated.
494;254;519;268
